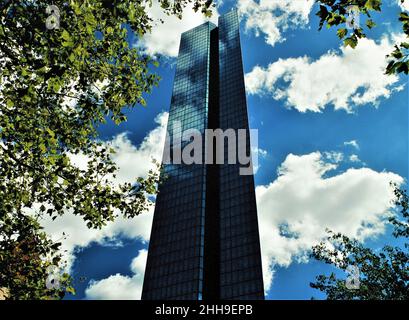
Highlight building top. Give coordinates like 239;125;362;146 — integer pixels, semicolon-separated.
180;9;239;36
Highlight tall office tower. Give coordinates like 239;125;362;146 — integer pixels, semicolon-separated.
142;10;264;300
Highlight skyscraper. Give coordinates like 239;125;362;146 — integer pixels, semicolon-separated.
142;10;264;300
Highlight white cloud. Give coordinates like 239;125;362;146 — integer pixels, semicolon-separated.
85;249;147;300
41;112;168;271
69;112;168;183
256;152;403;292
344;140;360;150
256;147;268;158
323;151;344;163
107;112;168;183
246;36;403;112
349;154;362;163
238;0;315;46
40;206;154;271
399;0;409;11
138;3;219;57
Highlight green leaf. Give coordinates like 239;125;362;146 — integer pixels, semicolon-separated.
337;28;348;39
39;143;47;153
399;12;409;22
365;0;382;11
366;19;376;29
344;36;358;48
61;30;71;41
401;42;409;49
396;61;409;74
22;95;31;103
66;286;76;294
61;30;74;47
6;99;14;108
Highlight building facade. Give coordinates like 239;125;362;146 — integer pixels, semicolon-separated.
142;10;264;300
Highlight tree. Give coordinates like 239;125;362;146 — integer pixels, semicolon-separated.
316;0;409;74
0;0;214;299
0;213;74;300
310;184;409;299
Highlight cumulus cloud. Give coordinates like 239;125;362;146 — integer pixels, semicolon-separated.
41;112;168;270
238;0;315;46
245;36;403;112
323;151;344;163
349;154;363;163
138;2;219;57
70;112;168;182
40;206;154;271
256;152;403;292
105;112;168;183
344;140;360;150
85;249;147;300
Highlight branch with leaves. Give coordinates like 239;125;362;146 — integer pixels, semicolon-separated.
310;184;409;300
316;0;409;74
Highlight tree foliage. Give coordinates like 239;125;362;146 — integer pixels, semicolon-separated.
0;213;74;300
316;0;409;74
311;184;409;300
0;0;214;299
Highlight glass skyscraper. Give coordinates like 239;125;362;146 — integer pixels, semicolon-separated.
142;10;264;300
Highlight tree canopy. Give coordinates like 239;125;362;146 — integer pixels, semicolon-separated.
311;185;409;299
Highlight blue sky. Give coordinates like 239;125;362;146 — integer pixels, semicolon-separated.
58;0;408;300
